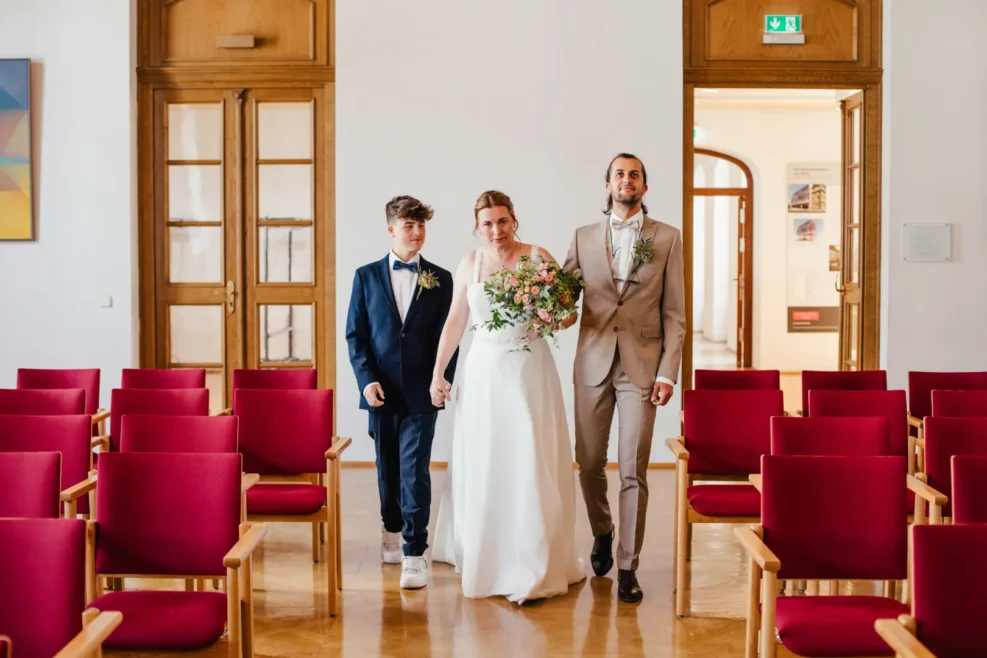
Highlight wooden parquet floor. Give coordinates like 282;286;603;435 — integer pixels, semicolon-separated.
113;468;767;657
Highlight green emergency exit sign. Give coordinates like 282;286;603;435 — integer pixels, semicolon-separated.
765;15;802;34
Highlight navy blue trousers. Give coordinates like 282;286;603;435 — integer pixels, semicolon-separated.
372;411;437;557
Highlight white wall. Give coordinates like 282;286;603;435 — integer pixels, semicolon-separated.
336;1;683;463
884;0;987;388
694;103;842;372
0;0;137;407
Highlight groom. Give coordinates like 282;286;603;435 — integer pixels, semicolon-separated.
563;153;686;603
345;195;457;590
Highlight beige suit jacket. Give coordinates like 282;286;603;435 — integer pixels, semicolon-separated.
563;215;686;390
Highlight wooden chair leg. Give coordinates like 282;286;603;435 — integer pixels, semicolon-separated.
335;461;343;590
675;461;689;617
312;522;320;563
327;461;339;616
745;557;761;658
241;553;254;658
226;567;240;658
761;570;778;658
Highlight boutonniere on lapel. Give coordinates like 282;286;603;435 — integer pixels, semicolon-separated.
416;269;440;300
631;237;654;274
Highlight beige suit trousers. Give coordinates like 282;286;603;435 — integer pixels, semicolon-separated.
574;345;656;571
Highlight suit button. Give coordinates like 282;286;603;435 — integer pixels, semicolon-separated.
618;301;623;306
400;333;405;338
613;327;619;332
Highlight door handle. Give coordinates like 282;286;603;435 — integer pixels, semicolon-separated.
226;280;236;314
834;274;845;294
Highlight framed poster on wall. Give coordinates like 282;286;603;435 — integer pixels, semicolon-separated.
786;162;840;333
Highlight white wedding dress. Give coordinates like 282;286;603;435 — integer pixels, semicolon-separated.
432;246;586;603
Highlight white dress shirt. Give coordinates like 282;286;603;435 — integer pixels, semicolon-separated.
609;211;675;388
363;251;421;399
389;251;420;323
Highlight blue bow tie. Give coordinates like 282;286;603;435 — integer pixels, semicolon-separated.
392;260;418;273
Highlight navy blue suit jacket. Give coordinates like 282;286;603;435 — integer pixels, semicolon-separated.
346;255;458;428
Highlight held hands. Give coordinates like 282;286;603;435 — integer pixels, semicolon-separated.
364;383;386;408
651;382;673;407
430;374;452;408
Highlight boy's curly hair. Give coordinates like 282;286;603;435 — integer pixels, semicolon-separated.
385;195;434;225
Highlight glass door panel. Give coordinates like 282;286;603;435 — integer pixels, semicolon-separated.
839;91;864;371
243;89;326;376
154;89;241;412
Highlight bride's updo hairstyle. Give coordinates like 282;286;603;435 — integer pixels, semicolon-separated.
473;190;518;237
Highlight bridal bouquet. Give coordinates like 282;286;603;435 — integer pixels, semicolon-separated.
481;255;584;350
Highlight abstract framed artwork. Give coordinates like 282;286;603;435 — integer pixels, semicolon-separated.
0;59;33;240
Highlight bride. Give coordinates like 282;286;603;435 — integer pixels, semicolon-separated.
429;190;586;603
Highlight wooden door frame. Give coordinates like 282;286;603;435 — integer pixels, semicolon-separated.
135;0;337;404
692;147;754;369
682;79;882;391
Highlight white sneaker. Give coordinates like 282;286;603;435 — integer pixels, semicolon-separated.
381;530;403;564
400;556;428;589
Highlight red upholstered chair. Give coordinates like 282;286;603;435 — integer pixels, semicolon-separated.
86;453;266;657
119;413;252;593
770;416;890;456
796;369;887;417
16;368;108;434
0;452;61;519
234;388;351;616
693;369;780;390
120;414;238;454
907;370;987;438
0;518;122;658
220;368;318;416
121;368;206;389
0;388;86;415
736;455;909;658
950;455;987;523
931;389;987;417
232;368;317;390
808;389;913;472
876;524;987;657
0;415;95;518
911;418;987;524
105;388;209;454
665;388;784;617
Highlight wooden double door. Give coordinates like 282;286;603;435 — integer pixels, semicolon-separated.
141;85;331;411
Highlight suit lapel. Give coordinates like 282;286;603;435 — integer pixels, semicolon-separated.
600;221;620;296
374;256;401;322
402;256;429;328
620;217;660;301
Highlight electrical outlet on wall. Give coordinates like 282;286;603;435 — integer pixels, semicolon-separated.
100;296;113;308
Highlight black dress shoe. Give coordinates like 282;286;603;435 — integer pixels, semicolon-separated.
590;526;614;577
618;569;643;603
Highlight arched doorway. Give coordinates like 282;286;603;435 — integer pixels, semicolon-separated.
692;147;754;369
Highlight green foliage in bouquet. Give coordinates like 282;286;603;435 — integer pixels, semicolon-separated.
481;255;584;351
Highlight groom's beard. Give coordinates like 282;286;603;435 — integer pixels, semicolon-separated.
613;190;642;207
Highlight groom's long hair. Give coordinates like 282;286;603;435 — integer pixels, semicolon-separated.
603;152;648;216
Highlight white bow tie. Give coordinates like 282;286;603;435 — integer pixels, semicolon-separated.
611;218;639;231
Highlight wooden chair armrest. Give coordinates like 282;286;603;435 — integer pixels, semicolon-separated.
61;473;98;502
216;407;232;416
907;414;923;430
91;409;110;425
665;437;689;460
748;474;762;493
241;473;260;492
90;435;110;450
53;611;123;658
874;618;935;658
325;436;352;460
907;474;947;506
224;523;269;568
733;525;780;572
